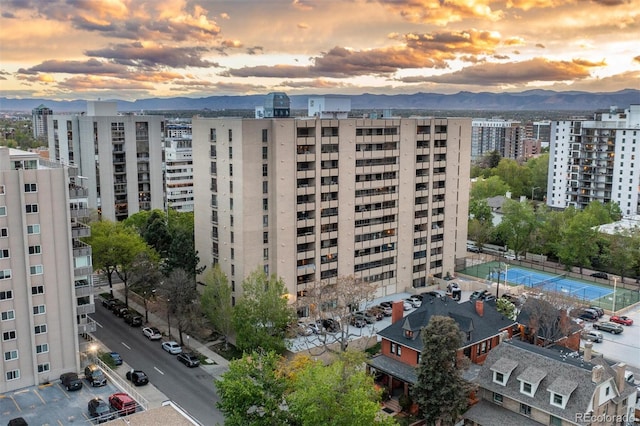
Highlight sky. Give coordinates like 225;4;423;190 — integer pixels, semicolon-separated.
0;0;638;101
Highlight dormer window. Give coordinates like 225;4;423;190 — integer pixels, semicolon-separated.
405;330;414;338
547;377;576;410
551;393;563;407
494;372;505;384
490;357;518;387
521;382;532;395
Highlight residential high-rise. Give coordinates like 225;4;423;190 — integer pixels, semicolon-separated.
165;136;194;212
471;119;523;162
47;101;165;221
31;104;53;140
0;147;94;393
192;112;471;310
547;105;640;215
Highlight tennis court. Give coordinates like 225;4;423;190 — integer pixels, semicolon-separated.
488;267;611;301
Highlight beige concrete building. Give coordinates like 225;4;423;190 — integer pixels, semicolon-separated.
193;115;471;311
0;147;94;392
47;101;165;221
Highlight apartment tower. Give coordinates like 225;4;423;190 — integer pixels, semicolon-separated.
192;104;471;309
0;147;94;393
547;105;640;215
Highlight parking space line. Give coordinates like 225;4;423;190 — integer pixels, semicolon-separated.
122;342;131;350
58;384;71;399
154;366;165;375
58;420;64;426
34;389;46;405
10;395;20;411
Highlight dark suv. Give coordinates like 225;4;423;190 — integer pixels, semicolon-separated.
123;312;143;327
84;364;107;387
60;372;83;391
177;352;200;368
590;272;608;279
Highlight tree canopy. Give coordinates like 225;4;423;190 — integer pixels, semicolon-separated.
201;264;234;349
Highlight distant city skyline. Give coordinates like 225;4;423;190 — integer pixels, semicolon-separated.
1;0;638;101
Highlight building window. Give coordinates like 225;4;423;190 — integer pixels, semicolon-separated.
230;232;234;244
262;164;268;177
0;185;4;194
521;382;532;395
29;245;41;255
551;393;563;407
262;146;268;160
229;181;233;194
36;343;49;354
396;345;402;356
494;372;505;384
30;265;43;275
228;146;233;159
0;249;8;258
229;164;233;176
263;198;268;211
27;224;41;234
519;403;531;416
34;324;47;334
210;128;217;142
0;290;12;300
4;350;18;361
0;206;5;216
230;198;233;210
263;232;268;244
25;204;39;214
0;270;11;280
24;183;37;192
263;248;269;260
391;343;396;354
0;228;7;237
263;215;268;227
1;310;15;321
263;181;268;194
6;370;20;381
262;129;268;143
231;264;235;276
33;305;46;315
228;129;233;142
37;363;50;373
3;330;16;341
493;392;503;404
32;285;45;295
230;248;234;260
550;415;562;426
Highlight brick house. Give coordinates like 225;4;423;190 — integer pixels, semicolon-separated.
464;339;637;425
368;296;517;400
516;298;583;351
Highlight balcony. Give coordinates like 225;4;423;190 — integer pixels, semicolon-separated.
74;285;93;298
72;223;91;238
73;241;92;258
69;185;88;199
77;319;97;334
70;207;89;218
77;303;95;315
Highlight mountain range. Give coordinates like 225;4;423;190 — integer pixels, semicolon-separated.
1;89;638;113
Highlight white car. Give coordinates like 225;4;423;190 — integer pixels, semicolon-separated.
402;300;414;311
161;341;182;354
142;327;162;340
504;252;516;260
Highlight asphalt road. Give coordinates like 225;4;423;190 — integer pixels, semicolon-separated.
583;306;640;370
92;305;224;425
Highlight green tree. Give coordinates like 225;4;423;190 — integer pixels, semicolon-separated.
604;231;636;282
287;351;397;426
525;154;548;200
470;175;510;200
495;298;516;320
232;269;296;354
111;228;156;308
468;199;492;223
496;199;537;258
557;213;600;273
142;210;172;257
412;316;470;426
83;220;121;297
129;251;162;323
493;158;530;198
201;264;234;349
164;224;205;277
215;351;292;426
160;268;201;345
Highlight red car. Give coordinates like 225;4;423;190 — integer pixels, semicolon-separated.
108;393;136;415
610;315;633;326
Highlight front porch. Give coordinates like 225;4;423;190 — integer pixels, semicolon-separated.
368;354;418;415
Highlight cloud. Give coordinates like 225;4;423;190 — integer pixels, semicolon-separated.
280;78;348;89
379;0;503;25
633;55;640;64
246;46;264;55
397;57;604;85
220;40;243;49
85;43;218;68
2;11;16;18
297;22;310;29
56;75;154;91
504;37;525;46
17;59;127;75
16;74;55;83
292;0;314;11
220;12;230;19
536;43;546;48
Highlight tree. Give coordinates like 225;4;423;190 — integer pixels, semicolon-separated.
287;351;397;426
296;275;377;353
160;268;201;345
83;220;121;297
142;210;172;257
469;175;510;200
232;269;296;354
496;199;537;258
164;224;205;277
111;228;156;308
557;213;600;273
517;296;575;347
495;298;517;320
129;251;162;323
493;158;531;198
525;153;549;200
201;264;234;349
412;316;470;426
215;350;292;426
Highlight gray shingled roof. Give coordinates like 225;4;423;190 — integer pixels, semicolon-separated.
490;357;518;375
518;366;546;384
464;400;542;426
472;339;635;425
368;354;418;384
377;297;516;352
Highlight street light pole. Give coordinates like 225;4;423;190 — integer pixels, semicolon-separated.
612;277;618;314
531;186;541;201
166;298;171;339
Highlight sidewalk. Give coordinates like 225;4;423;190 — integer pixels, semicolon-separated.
93;285;230;377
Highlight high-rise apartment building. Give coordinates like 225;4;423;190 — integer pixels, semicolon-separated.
547;105;640;215
471;119;523;161
165;136;194;212
47;101;165;221
192;114;471;310
31;104;53;140
0;147;94;393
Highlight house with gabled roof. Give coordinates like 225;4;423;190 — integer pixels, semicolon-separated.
464;339;637;425
368;296;517;401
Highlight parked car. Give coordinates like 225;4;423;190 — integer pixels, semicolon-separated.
504;252;516;260
108;351;123;366
588;306;605;317
482;294;497;302
353;311;376;324
177;352;200;368
590;272;609;279
379;301;393;310
421;290;447;299
402;300;414;311
407;297;422;308
593;322;624;334
470;290;488;301
610;315;634;326
366;306;385;320
102;298;117;309
578;311;599;321
581;330;603;343
296;322;313;336
88;397;115;423
60;372;83;391
114;306;129;317
123;313;143;327
318;318;340;332
125;370;149;386
142;326;162;340
349;316;367;328
467;243;481;253
108;393;137;416
162;341;182;354
84;364;107;387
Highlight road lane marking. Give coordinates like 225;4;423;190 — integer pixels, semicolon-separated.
154;366;165;375
122;342;131;350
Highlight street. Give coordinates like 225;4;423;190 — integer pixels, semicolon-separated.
582;305;640;370
91;304;225;425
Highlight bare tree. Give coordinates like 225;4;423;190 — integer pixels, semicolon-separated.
159;268;201;345
518;290;579;347
295;275;377;354
129;251;162;323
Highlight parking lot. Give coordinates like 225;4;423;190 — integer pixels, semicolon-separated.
0;374;143;425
